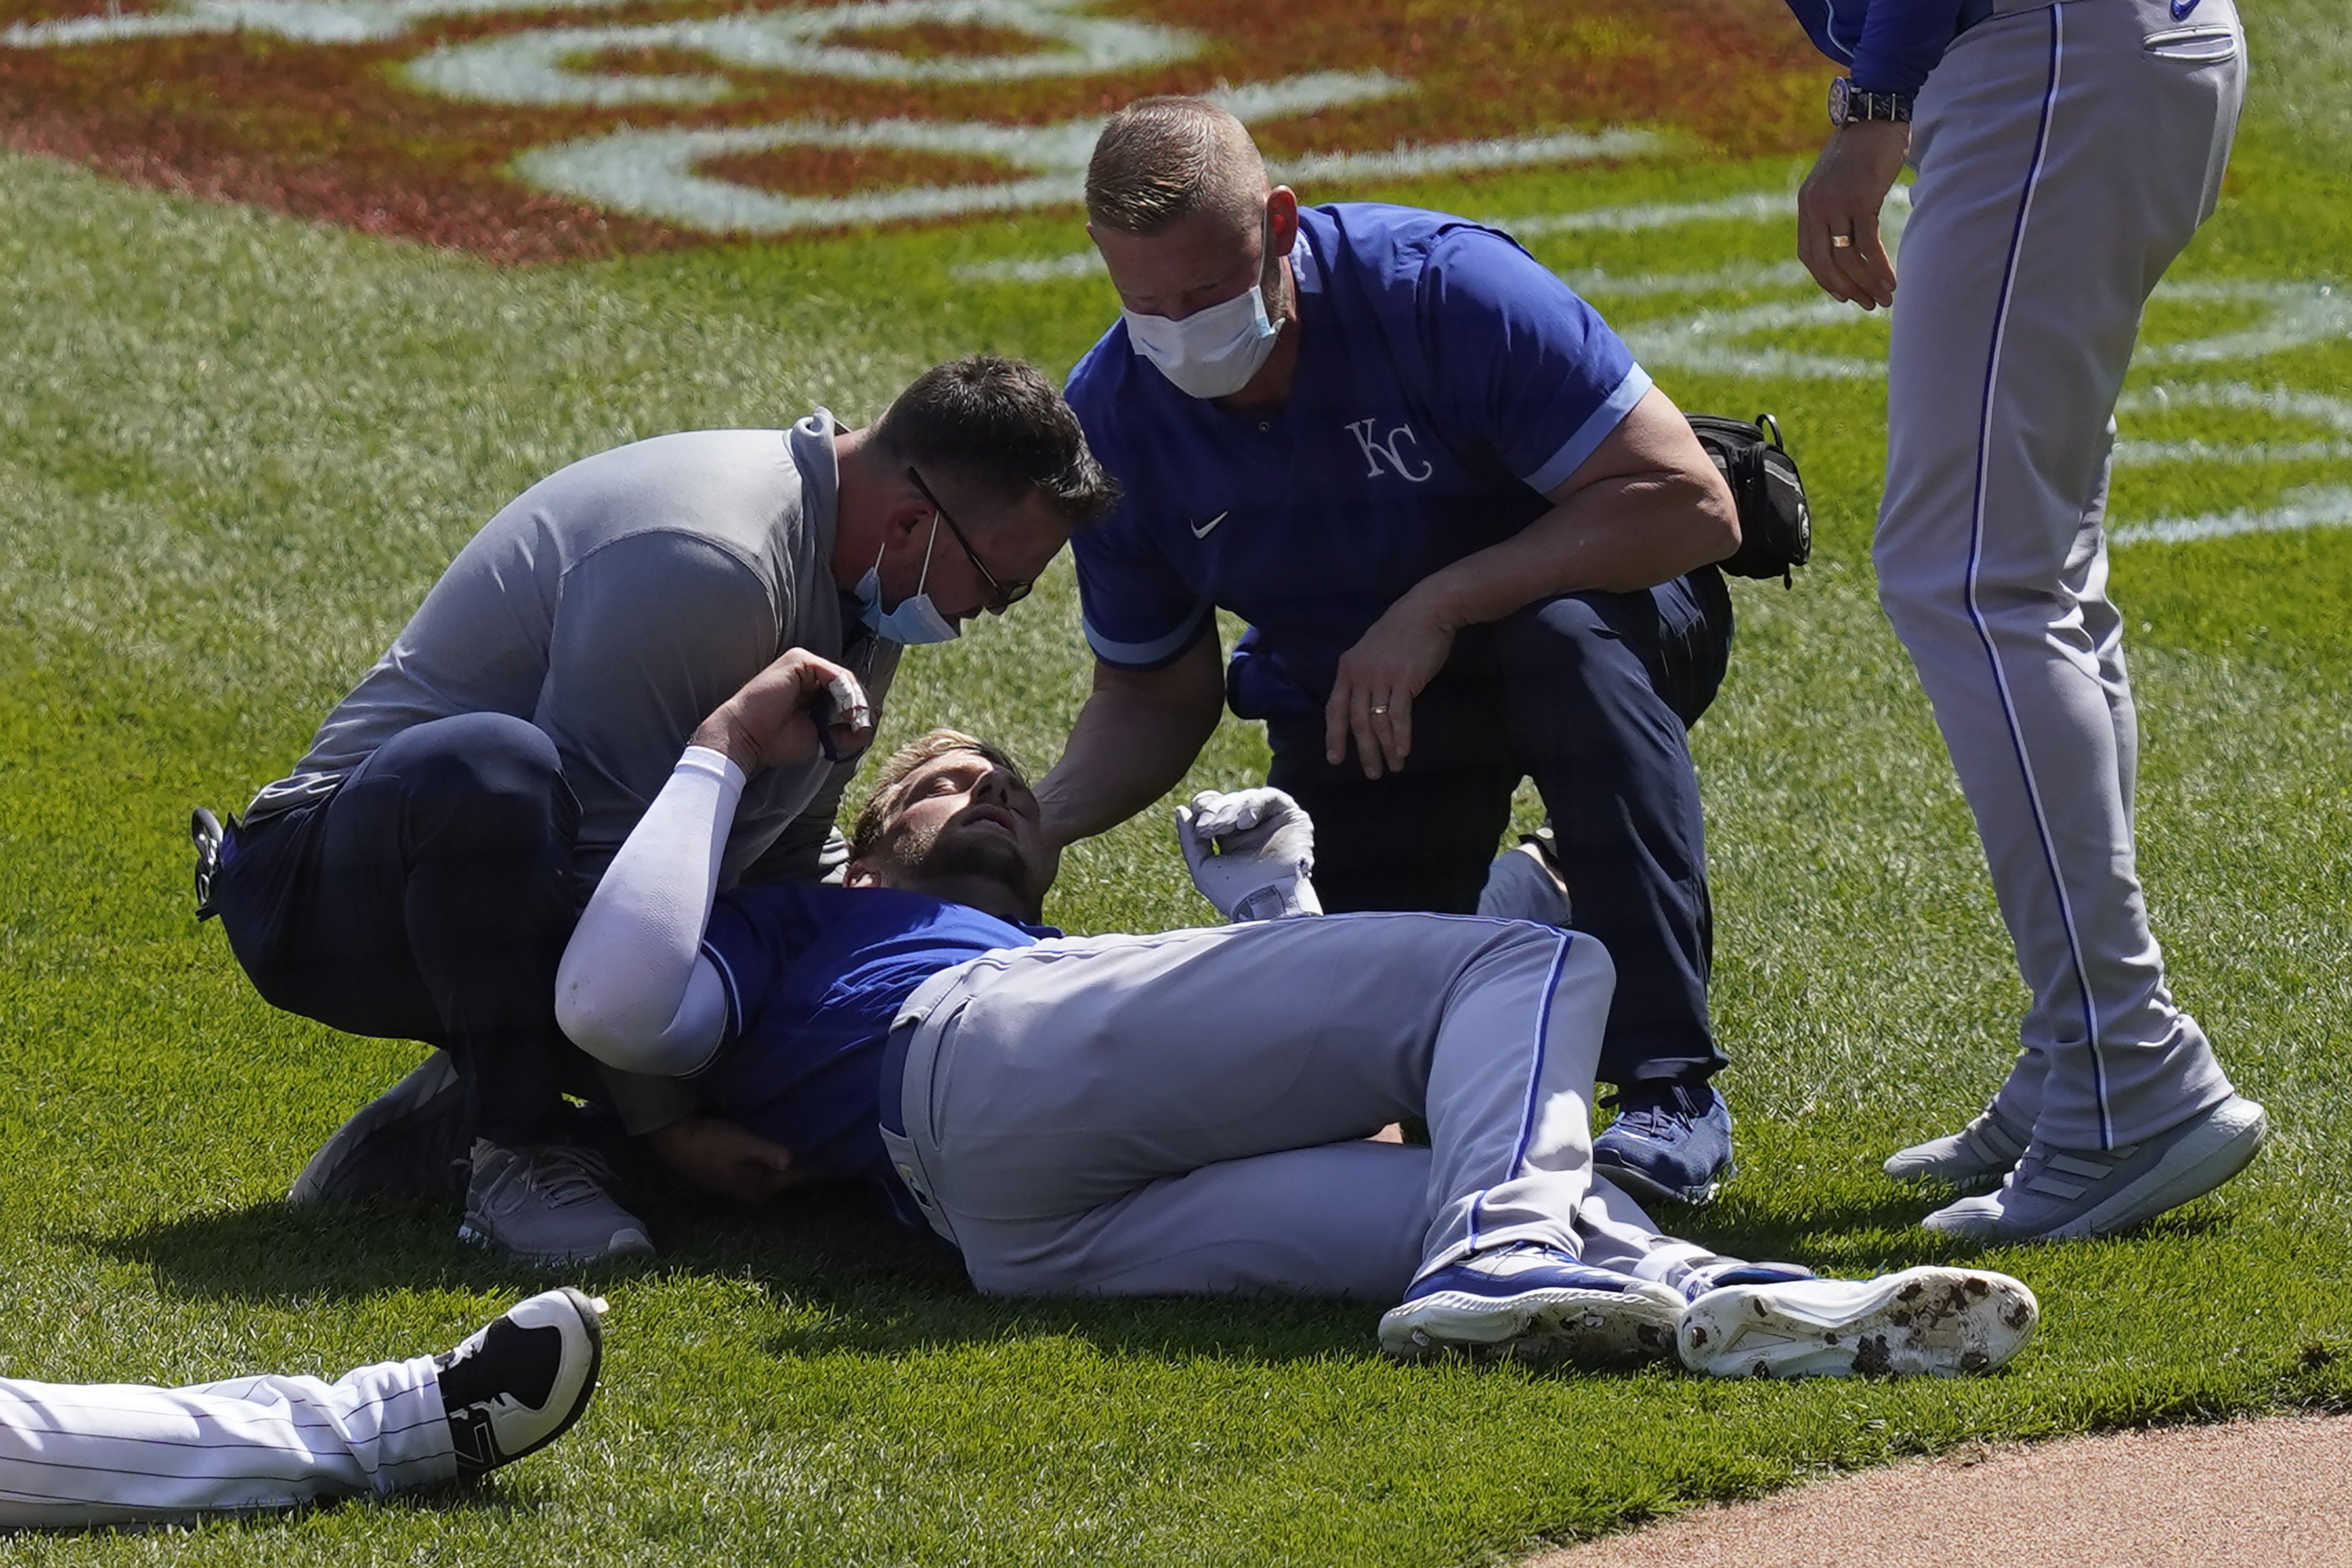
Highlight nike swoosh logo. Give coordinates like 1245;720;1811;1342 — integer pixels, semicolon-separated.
1189;511;1228;539
2170;0;2201;18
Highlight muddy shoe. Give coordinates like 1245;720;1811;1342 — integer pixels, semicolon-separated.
1678;1265;2039;1378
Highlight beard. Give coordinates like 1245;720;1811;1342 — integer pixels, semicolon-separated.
885;817;1039;911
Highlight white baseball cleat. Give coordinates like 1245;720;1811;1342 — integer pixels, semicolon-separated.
1677;1265;2038;1379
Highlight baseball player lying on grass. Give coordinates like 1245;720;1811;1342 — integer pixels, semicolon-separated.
546;648;2037;1378
0;1289;601;1531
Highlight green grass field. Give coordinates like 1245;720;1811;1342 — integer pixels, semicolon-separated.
3;3;2350;1563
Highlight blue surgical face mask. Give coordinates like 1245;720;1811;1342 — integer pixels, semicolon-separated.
1121;209;1286;399
856;517;960;645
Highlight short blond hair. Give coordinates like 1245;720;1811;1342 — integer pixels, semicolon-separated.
1086;97;1268;236
848;729;1028;863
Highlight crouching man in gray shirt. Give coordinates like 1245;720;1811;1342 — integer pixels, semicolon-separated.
202;356;1117;1266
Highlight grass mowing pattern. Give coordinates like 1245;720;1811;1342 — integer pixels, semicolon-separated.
3;6;2351;1563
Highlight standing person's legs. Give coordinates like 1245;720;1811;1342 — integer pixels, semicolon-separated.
1873;0;2261;1231
213;713;650;1261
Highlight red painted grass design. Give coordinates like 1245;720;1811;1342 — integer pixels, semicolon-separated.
0;0;1823;263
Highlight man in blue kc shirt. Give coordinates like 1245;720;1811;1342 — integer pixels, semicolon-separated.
548;649;2041;1379
1031;98;1747;1206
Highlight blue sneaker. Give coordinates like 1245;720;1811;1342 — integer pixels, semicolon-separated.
1593;1080;1736;1206
1677;1259;1815;1303
1677;1266;2039;1379
1378;1244;1685;1366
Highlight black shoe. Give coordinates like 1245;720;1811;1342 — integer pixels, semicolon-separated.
437;1288;607;1478
288;1050;473;1208
191;808;224;921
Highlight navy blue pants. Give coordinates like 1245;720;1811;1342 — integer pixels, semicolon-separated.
1265;570;1732;1090
212;713;597;1147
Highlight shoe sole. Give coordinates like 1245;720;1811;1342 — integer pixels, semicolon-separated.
1922;1098;2270;1243
456;1221;657;1268
2060;1097;2268;1239
1592;1154;1732;1208
1379;1286;1683;1368
1678;1266;2038;1379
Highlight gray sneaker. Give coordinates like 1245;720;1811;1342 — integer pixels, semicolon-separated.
288;1050;472;1208
459;1140;656;1266
1883;1103;2032;1193
1922;1094;2268;1242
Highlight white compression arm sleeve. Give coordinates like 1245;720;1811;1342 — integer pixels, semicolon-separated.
556;745;740;1077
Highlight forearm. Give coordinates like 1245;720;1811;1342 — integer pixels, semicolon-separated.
555;746;738;1076
1035;637;1225;848
1409;469;1737;630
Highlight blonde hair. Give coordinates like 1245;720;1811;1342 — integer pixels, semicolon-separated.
1085;97;1268;236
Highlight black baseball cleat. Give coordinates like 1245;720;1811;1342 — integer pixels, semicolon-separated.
436;1288;607;1478
191;807;225;921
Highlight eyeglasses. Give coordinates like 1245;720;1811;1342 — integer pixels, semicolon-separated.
906;466;1034;610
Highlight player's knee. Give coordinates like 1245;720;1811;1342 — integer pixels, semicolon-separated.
1555;927;1617;993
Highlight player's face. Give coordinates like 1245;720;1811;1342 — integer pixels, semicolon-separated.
878;749;1048;903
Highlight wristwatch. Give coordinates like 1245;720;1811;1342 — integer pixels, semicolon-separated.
1828;76;1914;125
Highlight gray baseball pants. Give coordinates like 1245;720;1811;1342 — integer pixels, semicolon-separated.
0;1357;453;1529
878;914;1709;1300
1876;0;2245;1149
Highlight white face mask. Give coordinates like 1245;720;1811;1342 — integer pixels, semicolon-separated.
855;518;960;645
1121;210;1287;399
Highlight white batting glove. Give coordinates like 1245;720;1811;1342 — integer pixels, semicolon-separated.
1173;787;1323;923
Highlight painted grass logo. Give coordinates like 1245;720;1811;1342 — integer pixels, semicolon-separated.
0;0;1819;259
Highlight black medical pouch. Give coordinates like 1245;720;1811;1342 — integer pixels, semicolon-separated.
1687;412;1812;587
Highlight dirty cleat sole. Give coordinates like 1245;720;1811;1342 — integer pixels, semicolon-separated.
1677;1265;2038;1379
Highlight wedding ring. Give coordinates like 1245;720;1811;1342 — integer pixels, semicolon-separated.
1830;233;1855;249
1370;705;1390;715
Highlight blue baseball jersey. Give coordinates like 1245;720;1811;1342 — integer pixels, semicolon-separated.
1065;202;1650;711
1783;0;1979;94
699;882;1052;1199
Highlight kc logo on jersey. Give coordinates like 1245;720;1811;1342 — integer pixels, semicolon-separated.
1344;418;1435;483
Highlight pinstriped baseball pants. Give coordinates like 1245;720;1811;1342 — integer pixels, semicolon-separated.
879;913;1709;1300
0;1356;452;1530
1875;0;2245;1148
